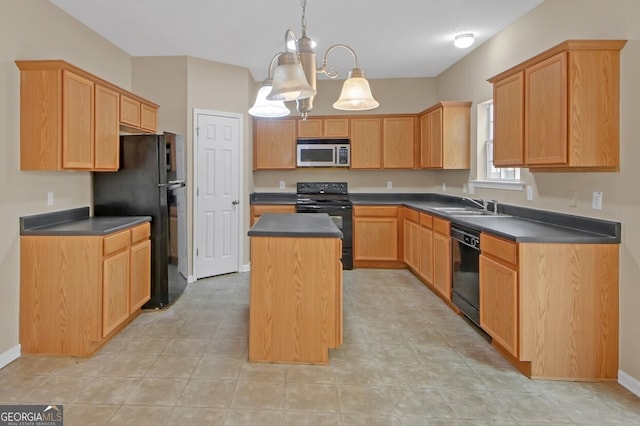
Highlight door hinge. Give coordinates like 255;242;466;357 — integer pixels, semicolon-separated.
197;188;199;196
196;248;199;257
196;127;199;136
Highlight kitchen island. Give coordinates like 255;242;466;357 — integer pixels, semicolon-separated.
248;213;343;365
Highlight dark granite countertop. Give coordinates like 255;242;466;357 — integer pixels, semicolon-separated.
248;213;342;238
250;192;621;244
20;207;151;236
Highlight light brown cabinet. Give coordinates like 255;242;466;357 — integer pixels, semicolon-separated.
16;60;158;171
403;208;420;272
432;217;451;302
479;232;619;380
120;94;158;132
253;119;297;170
419;102;471;169
350;118;382;169
297;118;349;138
417;213;434;284
382;117;416;169
488;40;626;171
250;204;296;226
353;206;401;267
20;222;151;355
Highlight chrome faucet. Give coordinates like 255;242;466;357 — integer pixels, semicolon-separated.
491;199;499;214
463;197;488;211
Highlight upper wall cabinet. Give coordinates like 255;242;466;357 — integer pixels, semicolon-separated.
419;101;471;169
298;118;349;138
253;119;297;170
488;40;626;171
16;60;159;171
382;116;416;169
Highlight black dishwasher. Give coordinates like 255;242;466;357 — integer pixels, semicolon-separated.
450;224;481;327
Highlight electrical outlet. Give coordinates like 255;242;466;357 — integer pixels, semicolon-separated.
526;186;534;201
387;181;392;189
47;192;54;206
279;181;285;189
592;191;603;210
441;182;447;192
569;190;577;207
462;183;468;193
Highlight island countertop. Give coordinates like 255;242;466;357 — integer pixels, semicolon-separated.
248;213;342;238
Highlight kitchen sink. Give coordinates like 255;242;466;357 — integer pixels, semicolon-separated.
432;207;511;217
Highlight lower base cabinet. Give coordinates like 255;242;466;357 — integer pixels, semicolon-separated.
353;206;402;268
479;232;619;380
20;222;151;356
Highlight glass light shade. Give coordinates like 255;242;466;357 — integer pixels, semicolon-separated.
267;53;316;101
249;85;290;118
333;69;379;111
454;33;474;49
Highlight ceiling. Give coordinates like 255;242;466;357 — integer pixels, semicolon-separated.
49;0;544;82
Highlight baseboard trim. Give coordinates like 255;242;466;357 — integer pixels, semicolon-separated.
241;262;251;273
187;274;196;283
619;370;640;397
0;345;21;370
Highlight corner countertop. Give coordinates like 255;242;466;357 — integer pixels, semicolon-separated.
250;192;621;244
248;213;342;238
20;207;151;236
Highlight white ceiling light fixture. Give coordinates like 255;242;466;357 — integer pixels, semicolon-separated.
454;33;475;49
260;0;379;119
249;54;291;118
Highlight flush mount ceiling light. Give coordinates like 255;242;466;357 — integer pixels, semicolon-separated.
250;0;379;119
249;54;291;118
454;33;475;49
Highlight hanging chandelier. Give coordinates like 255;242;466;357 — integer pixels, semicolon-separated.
248;0;379;119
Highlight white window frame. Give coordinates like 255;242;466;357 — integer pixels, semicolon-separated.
472;100;524;191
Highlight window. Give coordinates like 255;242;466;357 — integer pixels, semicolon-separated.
473;100;523;191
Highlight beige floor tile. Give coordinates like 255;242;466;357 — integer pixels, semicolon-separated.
98;353;157;377
73;377;140;404
338;384;395;416
107;405;173;425
223;409;284;426
1;355;72;376
205;339;248;358
63;403;120;426
0;374;47;403
285;411;342;425
332;360;385;386
285;383;341;413
125;377;188;406
118;337;170;355
341;413;401;425
388;385;454;419
397;417;462;426
193;356;242;380
232;380;286;410
178;379;236;408
439;389;514;422
286;364;335;384
145;355;200;378
168;407;227;425
238;362;287;382
161;337;209;356
426;364;487;392
21;374;92;404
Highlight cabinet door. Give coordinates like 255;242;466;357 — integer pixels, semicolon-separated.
433;232;451;302
102;250;130;337
254;119;296;169
383;117;415;168
251;204;296;226
525;52;568;165
62;70;94;169
324;118;349;137
429;107;443;168
141;104;158;132
479;254;518;357
353;217;398;261
418;225;434;284
419;112;431;168
94;84;120;170
493;72;525;166
403;219;420;271
297;119;323;138
350;118;381;169
120;94;141;127
130;239;151;312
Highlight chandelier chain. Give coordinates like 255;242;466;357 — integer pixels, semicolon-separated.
301;0;307;36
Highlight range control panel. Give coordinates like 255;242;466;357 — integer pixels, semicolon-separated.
296;182;348;195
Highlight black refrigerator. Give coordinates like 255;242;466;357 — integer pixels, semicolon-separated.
93;133;186;308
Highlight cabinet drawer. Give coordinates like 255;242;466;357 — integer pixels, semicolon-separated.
404;208;419;223
252;205;296;215
104;229;130;255
433;217;450;236
354;206;398;217
481;233;517;266
419;213;433;228
130;222;150;243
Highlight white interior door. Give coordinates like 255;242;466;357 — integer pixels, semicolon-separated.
195;112;240;278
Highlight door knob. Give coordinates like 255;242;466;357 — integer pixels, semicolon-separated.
232;200;239;205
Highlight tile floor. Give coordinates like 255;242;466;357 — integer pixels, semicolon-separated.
1;269;639;425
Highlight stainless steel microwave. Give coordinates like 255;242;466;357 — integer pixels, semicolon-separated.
296;139;350;167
